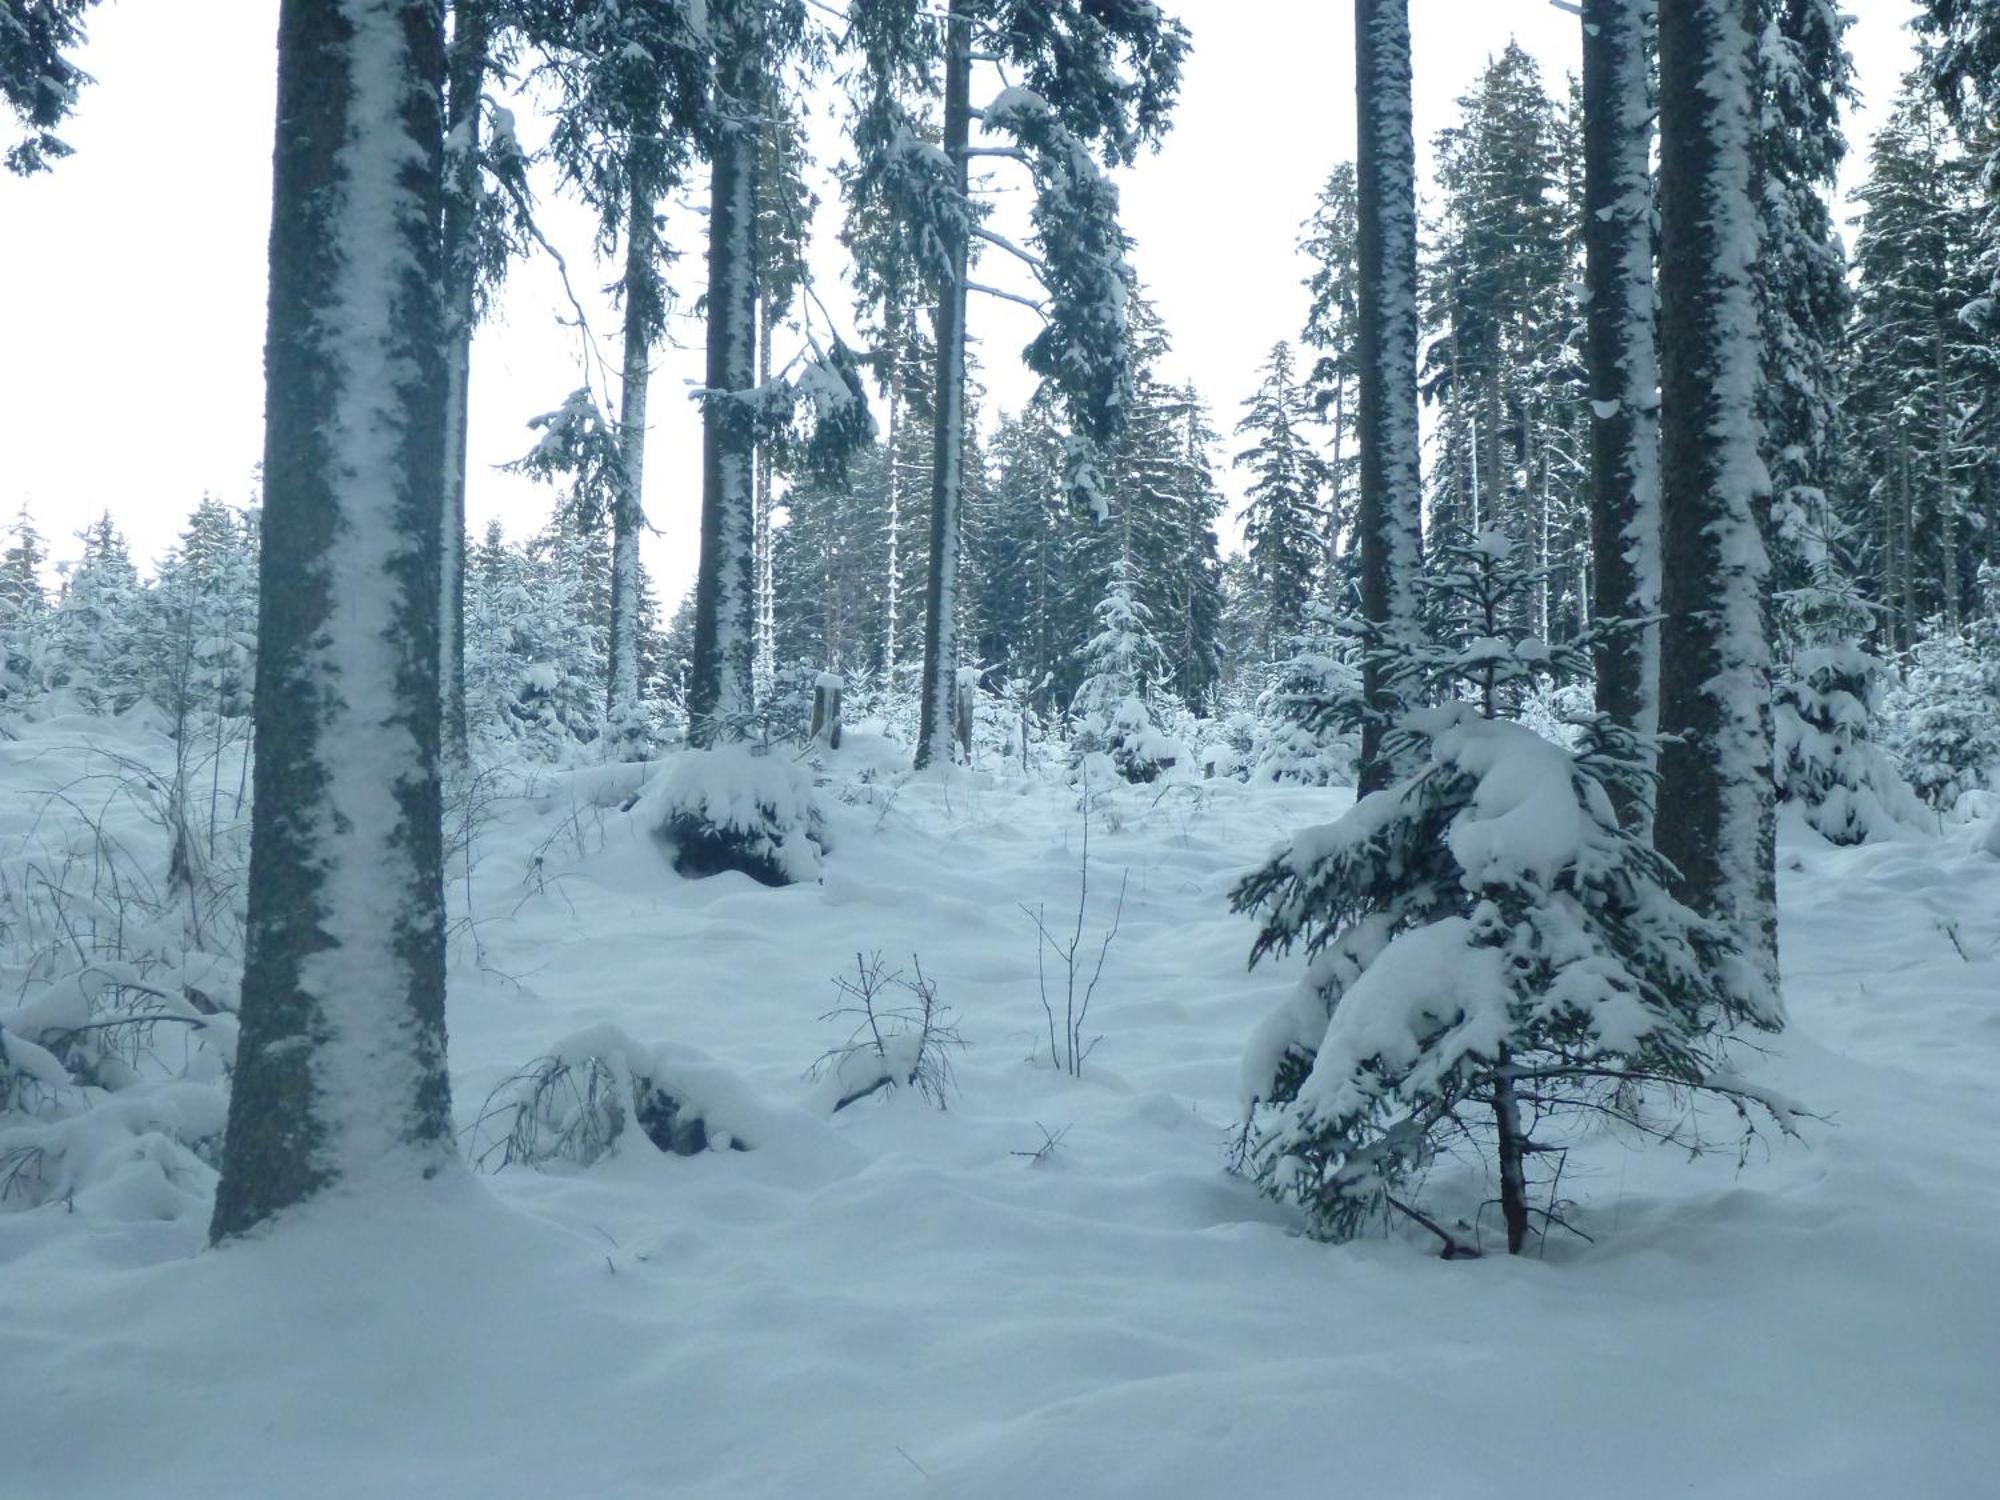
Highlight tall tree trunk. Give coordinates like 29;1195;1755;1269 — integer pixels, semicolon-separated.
884;325;902;683
689;35;763;748
212;0;453;1242
914;0;972;771
1353;0;1424;794
1656;0;1781;1022
753;286;777;699
1937;310;1959;633
1583;0;1661;831
438;0;484;769
610;173;655;757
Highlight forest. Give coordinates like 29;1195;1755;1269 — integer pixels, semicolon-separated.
2;1;1998;1495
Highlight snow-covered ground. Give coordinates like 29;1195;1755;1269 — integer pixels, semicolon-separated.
3;719;1997;1498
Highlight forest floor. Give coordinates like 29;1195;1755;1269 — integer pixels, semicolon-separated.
2;718;1997;1499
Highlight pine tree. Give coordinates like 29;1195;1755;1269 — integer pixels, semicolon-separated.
1581;0;1663;829
1299;161;1362;594
212;0;455;1241
1234;342;1327;660
1656;0;1781;1021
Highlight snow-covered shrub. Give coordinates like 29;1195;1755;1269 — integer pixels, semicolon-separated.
808;952;963;1113
0;733;244;1219
1881;620;2000;811
1194;710;1258;781
469;1026;760;1169
1232;707;1797;1256
643;744;827;886
1774;643;1925;843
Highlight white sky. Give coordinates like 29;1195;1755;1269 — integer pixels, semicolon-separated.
0;1;1918;605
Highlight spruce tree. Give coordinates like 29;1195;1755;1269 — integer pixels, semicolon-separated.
212;0;455;1241
1234;343;1327;661
1299;161;1362;594
1;0;99;174
1233;528;1791;1256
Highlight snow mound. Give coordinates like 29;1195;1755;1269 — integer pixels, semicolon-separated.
640;745;826;886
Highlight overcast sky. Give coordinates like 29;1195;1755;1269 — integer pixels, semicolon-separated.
0;1;1919;605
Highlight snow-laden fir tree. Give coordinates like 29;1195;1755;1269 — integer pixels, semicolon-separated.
211;0;456;1241
0;505;47;704
1232;526;1793;1256
1881;613;2000;812
1234;342;1328;662
1919;0;2000;344
1846;77;1996;644
1755;0;1855;647
1251;605;1359;788
46;514;142;713
1655;0;1782;1022
1;0;100;174
1299;160;1362;595
1070;561;1177;784
1772;568;1924;842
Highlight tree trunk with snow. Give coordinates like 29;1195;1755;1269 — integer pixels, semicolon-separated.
1656;0;1780;1019
438;0;484;769
753;288;777;702
1582;0;1662;831
688;28;763;748
1353;0;1425;794
211;0;453;1242
914;0;972;771
610;173;655;758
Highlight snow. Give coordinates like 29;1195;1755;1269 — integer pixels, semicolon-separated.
3;719;2000;1494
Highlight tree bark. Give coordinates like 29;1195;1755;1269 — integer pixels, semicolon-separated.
1353;0;1425;794
212;0;453;1242
610;173;655;757
1656;0;1781;1022
689;27;763;748
438;0;485;769
914;0;972;771
1583;0;1661;832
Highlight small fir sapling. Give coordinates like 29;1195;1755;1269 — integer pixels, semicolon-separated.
1231;528;1799;1256
1772;575;1925;843
1881;614;2000;815
1252;604;1361;786
1070;565;1182;784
